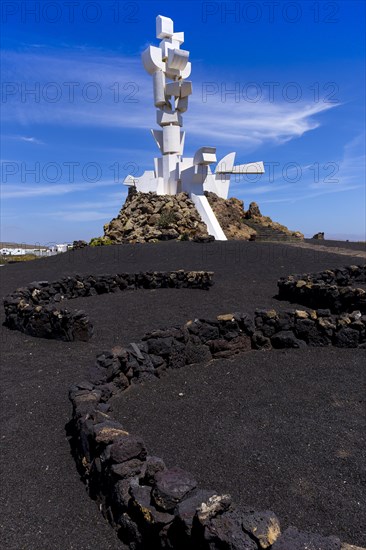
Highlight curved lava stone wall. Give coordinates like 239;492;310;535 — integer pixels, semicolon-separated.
67;267;365;549
278;265;366;313
4;266;364;548
3;271;213;341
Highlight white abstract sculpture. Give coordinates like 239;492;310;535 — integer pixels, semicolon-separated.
123;15;265;240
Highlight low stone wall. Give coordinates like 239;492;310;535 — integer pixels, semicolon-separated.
3;271;214;342
69;307;365;549
278;265;366;313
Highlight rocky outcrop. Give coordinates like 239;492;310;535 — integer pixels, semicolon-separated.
204;192;256;240
104;190;209;243
246;201;262;219
205;194;304;241
103;190;303;244
244;201;304;241
312;232;325;240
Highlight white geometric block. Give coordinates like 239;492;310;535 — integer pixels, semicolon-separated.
167;48;189;71
202;171;219;194
193;147;217;166
159;38;181;60
134;170;157;193
165;81;181;97
156;177;165;194
180;81;192;97
212;173;231;199
162;125;181;153
215;152;236;173
231;161;265;174
177;96;188;112
191;194;227;241
165;68;180;79
156;110;182;127
179;131;186;156
153;70;166;106
180;62;192;79
141;45;165;75
154;157;167;182
156;15;174;39
123;174;137;186
193;164;209;183
178;157;194;177
154;157;159;177
139;13;266;244
151;129;163;152
162;154;179;194
180;165;199;195
172;31;184;44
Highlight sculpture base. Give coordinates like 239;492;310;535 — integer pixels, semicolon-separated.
102;192;304;244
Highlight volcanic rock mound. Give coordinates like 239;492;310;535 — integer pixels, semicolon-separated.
103;190;304;243
205;193;303;241
104;190;208;243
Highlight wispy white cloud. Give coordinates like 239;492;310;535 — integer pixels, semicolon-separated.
2;49;339;150
250;135;366;204
225;131;365;219
2;178;122;199
187;98;338;148
260;184;363;204
47;210;115;222
5;135;45;144
20;136;44;144
309;134;365;190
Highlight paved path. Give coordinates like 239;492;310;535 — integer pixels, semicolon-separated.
267;240;366;259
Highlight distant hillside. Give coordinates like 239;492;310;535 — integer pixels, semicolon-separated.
0;242;48;250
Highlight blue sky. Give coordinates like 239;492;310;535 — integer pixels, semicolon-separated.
1;0;365;244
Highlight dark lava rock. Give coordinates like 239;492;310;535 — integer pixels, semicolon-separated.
204;510;257;549
87;366;108;385
175;489;217;537
234;313;255;336
271;331;307;349
213;334;252;358
184;342;212;365
196;494;232;524
111;459;144;480
152;467;197;511
110;434;147;464
130;484;175;528
140;456;166;486
93;420;128;445
116;511;143;548
252;332;272;350
295;319;331;346
187;320;220;343
333;327;360;348
112;478;137;510
193;235;215;243
241;509;281;548
167;341;187;369
147;337;175;357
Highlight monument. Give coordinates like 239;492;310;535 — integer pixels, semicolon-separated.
123;15;265;241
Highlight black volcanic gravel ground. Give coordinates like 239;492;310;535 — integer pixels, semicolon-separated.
0;241;365;549
112;349;365;545
304;239;366;252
